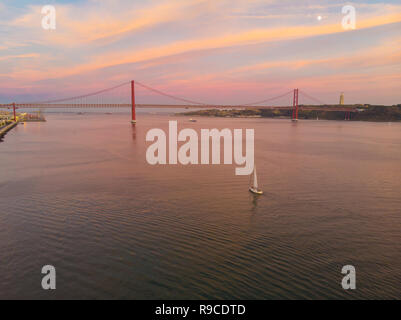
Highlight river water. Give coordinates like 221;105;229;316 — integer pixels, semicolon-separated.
0;113;400;299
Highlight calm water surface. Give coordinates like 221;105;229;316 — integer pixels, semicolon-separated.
0;113;400;299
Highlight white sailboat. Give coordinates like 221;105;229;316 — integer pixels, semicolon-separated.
249;167;263;195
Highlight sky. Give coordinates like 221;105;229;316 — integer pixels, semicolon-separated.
0;0;400;105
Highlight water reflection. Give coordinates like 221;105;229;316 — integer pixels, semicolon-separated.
1;114;401;299
250;193;260;210
131;124;137;142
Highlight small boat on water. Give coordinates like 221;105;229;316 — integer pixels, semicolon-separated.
249;167;263;195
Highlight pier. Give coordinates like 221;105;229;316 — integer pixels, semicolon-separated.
0;121;18;139
0;110;46;140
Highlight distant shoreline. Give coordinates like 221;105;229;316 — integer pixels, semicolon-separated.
179;105;401;122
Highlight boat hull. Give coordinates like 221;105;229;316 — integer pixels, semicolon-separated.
249;187;263;195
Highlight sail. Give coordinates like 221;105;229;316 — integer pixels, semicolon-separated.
253;167;258;189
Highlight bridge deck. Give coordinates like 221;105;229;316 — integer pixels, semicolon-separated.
0;103;360;112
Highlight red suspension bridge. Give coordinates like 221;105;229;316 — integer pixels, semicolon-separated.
0;80;357;122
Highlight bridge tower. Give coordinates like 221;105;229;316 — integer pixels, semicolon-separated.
12;103;16;122
292;88;299;121
131;80;136;124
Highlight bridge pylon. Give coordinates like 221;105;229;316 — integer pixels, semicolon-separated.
292;88;299;122
13;103;16;122
131;80;136;124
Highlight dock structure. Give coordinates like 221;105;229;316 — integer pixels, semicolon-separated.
0;121;18;139
0;109;46;140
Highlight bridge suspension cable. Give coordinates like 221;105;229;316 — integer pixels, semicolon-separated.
135;81;208;106
136;80;293;107
23;81;130;105
298;89;327;105
240;90;293;106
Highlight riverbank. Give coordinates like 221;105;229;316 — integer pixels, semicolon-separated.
180;104;401;121
0;121;18;139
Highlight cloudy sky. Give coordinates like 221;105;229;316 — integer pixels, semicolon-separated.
0;0;400;105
